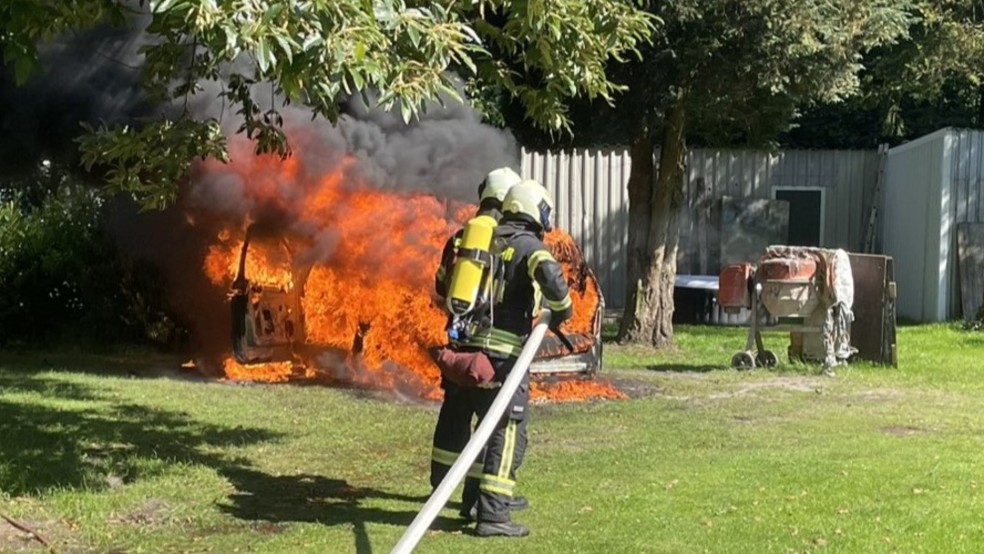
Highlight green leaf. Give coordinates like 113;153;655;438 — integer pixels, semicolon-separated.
459;52;477;75
407;25;421;48
14;58;36;86
264;4;285;21
12;0;667;212
256;38;272;73
275;35;294;65
222;25;239;51
302;34;323;51
150;0;178;13
461;24;482;45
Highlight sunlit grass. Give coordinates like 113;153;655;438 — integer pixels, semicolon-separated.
1;323;983;553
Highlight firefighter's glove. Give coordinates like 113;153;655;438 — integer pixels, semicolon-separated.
550;304;573;328
549;324;576;353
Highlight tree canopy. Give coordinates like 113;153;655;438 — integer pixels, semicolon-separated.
1;0;654;208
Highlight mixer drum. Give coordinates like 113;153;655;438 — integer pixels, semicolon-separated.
758;257;820;317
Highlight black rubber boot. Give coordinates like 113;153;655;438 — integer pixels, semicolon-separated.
461;496;529;521
476;521;530;537
459;503;477;521
508;496;530;511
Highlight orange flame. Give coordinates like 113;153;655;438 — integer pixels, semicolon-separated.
545;231;602;336
222;358;298;383
531;378;627;402
205;239;294;290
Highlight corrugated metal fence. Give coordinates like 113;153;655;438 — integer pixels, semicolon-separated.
949;129;984;225
522;147;882;309
521;149;632;309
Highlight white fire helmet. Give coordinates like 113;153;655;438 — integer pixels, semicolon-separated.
503;179;554;231
479;167;522;203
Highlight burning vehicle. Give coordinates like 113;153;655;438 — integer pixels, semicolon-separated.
224;220;604;385
179;105;620;402
191;144;606;400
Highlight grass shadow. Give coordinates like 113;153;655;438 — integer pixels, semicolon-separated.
0;372;279;496
646;364;725;373
0;364;460;553
218;467;464;554
0;350;208;383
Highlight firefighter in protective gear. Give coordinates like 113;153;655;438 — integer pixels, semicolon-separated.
430;166;523;520
463;179;572;538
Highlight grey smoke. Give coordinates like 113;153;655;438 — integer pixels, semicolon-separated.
186;172;252;219
187;88;518;212
300;229;342;268
338;92;518;199
0;19;152;175
313;352;433;402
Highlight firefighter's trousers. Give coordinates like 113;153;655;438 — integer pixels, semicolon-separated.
470;357;530;523
430;380;482;509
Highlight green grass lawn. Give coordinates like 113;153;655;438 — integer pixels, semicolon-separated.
2;324;984;553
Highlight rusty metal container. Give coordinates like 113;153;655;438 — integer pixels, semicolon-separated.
718;263;753;310
757;257;817;281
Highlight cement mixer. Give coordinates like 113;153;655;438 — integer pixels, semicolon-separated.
718;246;857;373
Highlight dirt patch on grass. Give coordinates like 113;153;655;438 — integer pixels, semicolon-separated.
710;376;826;399
0;516;83;553
0;519;46;553
536;432;628;453
880;424;925;436
111;498;171;527
542;373;824;404
642;372;827;401
851;388;908;401
194;520;290;537
604;371;917;409
610;377;665;399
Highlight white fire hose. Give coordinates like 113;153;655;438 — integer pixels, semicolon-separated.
390;311;553;554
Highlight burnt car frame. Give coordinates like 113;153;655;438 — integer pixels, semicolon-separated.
229;226;604;377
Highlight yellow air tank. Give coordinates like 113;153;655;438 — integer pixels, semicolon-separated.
447;215;498;316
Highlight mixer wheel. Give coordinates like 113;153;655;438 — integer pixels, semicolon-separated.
731;351;755;370
756;350;779;368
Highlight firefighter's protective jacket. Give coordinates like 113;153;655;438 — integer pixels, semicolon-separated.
434;217;573;359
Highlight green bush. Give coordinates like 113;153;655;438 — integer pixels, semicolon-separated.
0;166;177;348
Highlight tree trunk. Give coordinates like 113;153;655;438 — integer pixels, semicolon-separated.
618;99;688;347
977;82;984;128
617;130;655;342
978;285;984;325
